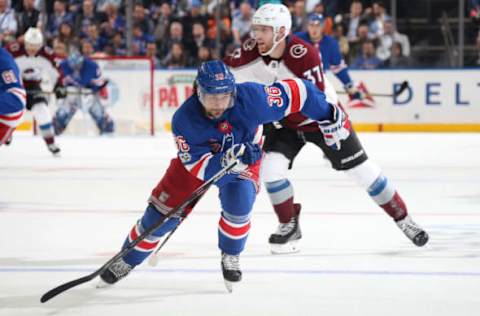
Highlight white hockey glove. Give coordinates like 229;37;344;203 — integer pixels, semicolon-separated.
222;143;262;173
319;104;351;151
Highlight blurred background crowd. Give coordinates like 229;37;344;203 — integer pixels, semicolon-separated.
1;0;479;69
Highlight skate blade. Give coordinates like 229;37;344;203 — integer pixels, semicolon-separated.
270;240;300;254
224;280;233;293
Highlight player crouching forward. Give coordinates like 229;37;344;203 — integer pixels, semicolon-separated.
98;60;346;292
53;51;113;135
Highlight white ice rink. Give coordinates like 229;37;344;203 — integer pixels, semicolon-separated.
1;132;479;316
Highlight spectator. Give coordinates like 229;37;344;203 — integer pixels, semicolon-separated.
145;41;161;68
108;31;127;56
333;23;349;59
196;45;212;66
206;5;233;57
351;40;382;69
57;21;78;51
161;41;191;69
291;0;307;33
0;0;18;44
232;1;254;45
132;24;154;55
84;23;108;52
100;2;125;39
376;19;410;61
96;0;122;13
159;21;186;58
133;3;154;34
476;30;480;65
348;21;372;62
16;0;40;36
182;0;208;37
80;39;95;57
368;1;390;39
53;39;68;59
188;22;215;61
46;0;73;41
74;0;107;38
342;0;365;42
153;2;173;42
382;42;411;68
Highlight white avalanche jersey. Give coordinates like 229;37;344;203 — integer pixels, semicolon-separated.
225;35;339;132
6;42;60;91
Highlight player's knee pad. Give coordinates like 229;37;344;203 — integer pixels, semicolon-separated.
219;180;256;218
344;159;382;189
261;152;290;183
140;204;181;238
54;104;77;135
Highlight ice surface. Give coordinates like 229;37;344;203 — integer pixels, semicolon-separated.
1;133;479;316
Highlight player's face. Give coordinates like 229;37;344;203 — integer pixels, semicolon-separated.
307;22;323;40
251;25;275;54
202;92;232;119
25;43;41;56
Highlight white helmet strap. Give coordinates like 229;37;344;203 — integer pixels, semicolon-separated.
259;28;287;56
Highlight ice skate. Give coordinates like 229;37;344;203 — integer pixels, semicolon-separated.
97;258;133;288
47;143;61;156
395;215;429;247
221;253;241;293
269;215;302;254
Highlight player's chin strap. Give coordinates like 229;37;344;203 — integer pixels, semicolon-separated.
259;33;288;57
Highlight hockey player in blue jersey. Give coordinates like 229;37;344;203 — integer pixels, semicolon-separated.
97;60;349;291
296;14;365;104
53;51;114;135
0;47;26;145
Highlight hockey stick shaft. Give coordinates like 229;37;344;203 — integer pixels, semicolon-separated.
147;216;185;266
336;80;409;98
40;159;239;303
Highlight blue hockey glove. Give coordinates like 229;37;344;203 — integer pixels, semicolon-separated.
319;104;351;151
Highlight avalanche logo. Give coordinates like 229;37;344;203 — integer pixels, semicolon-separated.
290;44;308;59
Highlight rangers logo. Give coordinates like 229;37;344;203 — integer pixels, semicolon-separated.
215;73;225;80
290;44;308;59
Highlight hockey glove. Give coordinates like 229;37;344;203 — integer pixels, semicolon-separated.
319;104;351;151
54;84;67;99
222;142;262;172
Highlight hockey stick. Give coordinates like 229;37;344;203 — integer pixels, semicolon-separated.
147;215;187;267
40;159;239;303
336;80;409;98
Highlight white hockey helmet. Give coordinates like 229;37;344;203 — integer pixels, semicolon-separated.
24;27;44;46
252;3;292;56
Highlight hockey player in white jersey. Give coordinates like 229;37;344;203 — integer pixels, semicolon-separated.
225;3;428;254
6;28;61;155
53;51;113;135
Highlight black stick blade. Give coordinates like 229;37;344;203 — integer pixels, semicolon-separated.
40;274;94;303
395;81;409;97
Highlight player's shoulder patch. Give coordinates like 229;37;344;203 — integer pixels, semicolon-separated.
289;43;308;59
243;38;256;51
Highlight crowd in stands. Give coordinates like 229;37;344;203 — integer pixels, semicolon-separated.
4;0;466;69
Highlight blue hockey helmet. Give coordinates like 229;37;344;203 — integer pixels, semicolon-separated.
196;60;236;118
67;50;84;70
196;60;236;96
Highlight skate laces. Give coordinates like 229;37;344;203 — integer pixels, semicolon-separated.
397;216;422;238
108;259;133;279
275;217;297;236
222;254;240;271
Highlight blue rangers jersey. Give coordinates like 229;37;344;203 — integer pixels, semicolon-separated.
295;32;353;88
172;78;333;186
59;58;107;92
0;47;26;120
